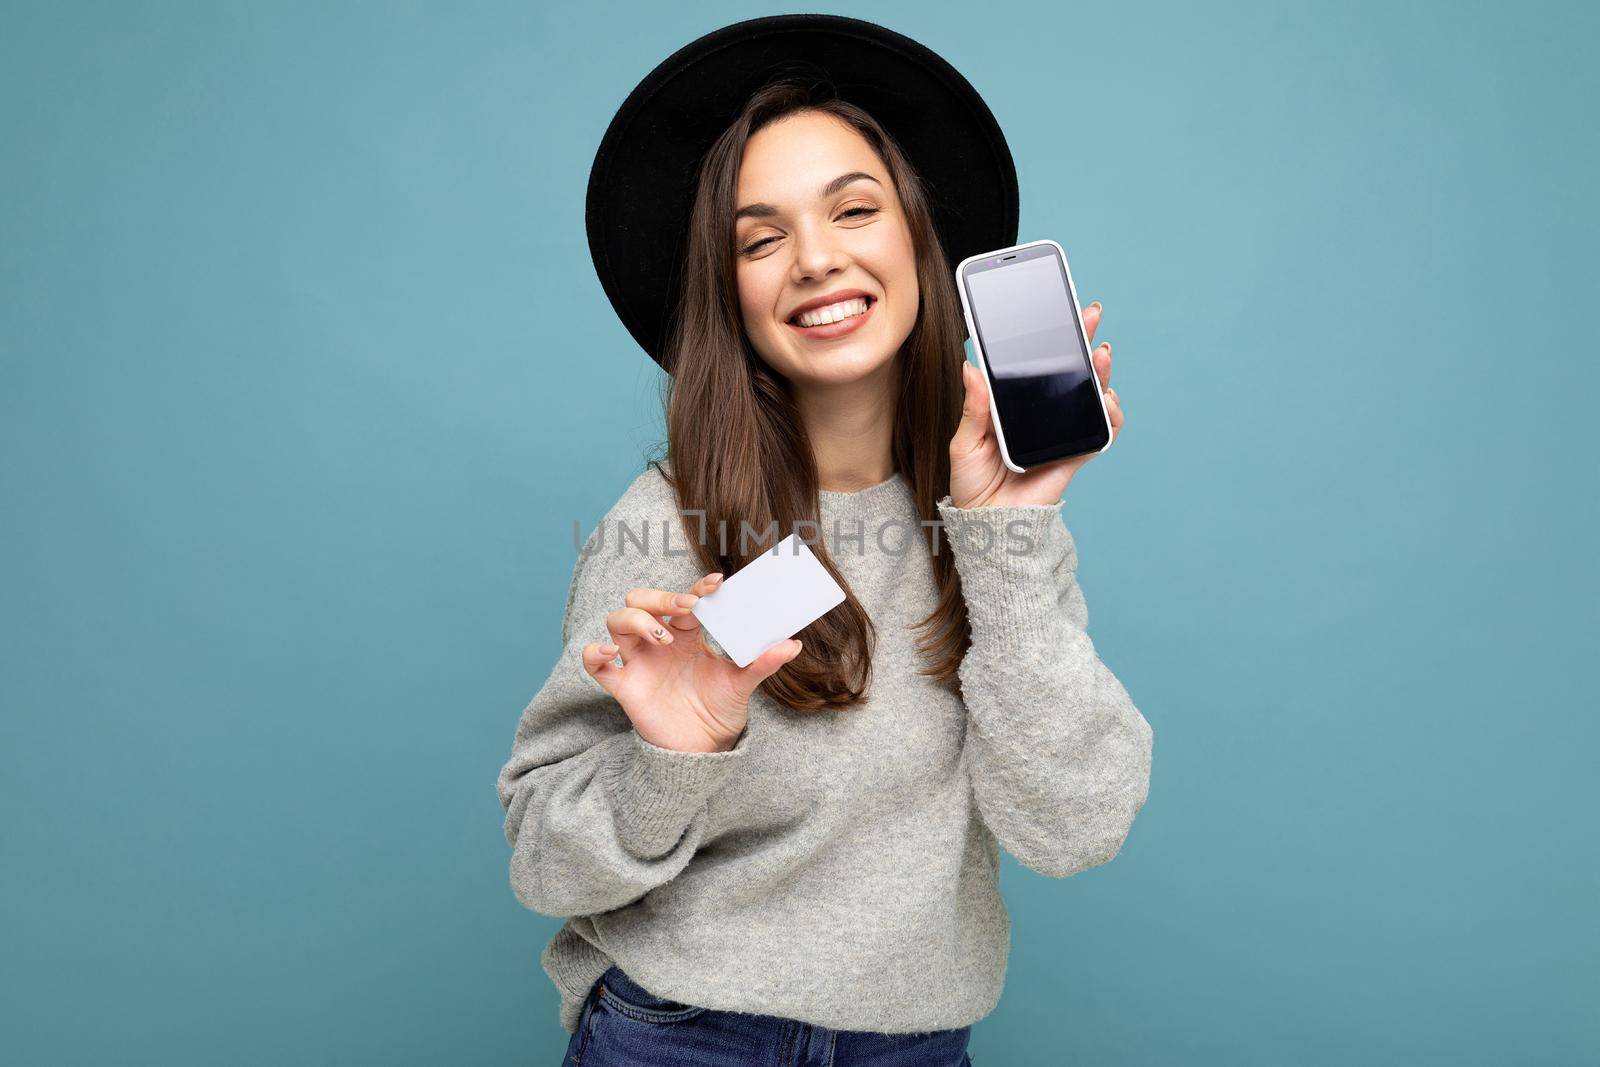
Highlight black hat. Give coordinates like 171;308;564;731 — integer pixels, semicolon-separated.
585;14;1020;371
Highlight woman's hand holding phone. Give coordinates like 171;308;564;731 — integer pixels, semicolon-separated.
948;300;1123;509
580;571;803;754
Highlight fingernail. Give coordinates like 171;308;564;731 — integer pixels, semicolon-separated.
1090;301;1102;311
708;572;724;583
601;644;618;655
673;593;698;608
1102;342;1111;354
653;626;668;640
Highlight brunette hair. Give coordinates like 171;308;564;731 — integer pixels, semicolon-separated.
646;73;972;711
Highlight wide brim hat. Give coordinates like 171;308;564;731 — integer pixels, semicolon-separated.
585;14;1020;371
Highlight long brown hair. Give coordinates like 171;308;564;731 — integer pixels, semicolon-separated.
646;74;972;711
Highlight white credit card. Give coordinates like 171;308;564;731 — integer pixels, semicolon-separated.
690;533;847;668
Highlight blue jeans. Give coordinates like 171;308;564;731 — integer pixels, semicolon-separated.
563;964;974;1066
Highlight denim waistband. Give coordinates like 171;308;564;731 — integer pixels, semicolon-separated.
599;963;700;1011
597;963;974;1047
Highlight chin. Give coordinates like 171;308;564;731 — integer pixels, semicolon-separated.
786;346;897;387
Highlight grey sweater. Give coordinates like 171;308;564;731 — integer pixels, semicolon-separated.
496;465;1154;1035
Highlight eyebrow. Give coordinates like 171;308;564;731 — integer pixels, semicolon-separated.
734;172;883;221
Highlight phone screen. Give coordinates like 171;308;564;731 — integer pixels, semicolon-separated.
962;245;1108;466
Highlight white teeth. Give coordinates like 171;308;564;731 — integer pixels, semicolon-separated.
793;297;869;328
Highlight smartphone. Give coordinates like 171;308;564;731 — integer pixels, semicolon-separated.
954;239;1112;472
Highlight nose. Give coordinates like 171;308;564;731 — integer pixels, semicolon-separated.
789;219;850;284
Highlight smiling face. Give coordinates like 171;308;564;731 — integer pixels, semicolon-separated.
732;110;920;390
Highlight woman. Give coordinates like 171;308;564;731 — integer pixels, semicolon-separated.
497;16;1153;1066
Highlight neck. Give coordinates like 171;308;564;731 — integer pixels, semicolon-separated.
792;357;898;492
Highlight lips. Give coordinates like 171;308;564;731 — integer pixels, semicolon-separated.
784;295;877;340
785;288;876;323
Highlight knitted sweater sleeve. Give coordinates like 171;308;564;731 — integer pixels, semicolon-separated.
936;495;1154;878
496;506;750;918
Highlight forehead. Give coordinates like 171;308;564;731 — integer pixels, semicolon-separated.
735;112;886;200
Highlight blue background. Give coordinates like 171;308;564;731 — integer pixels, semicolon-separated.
3;1;1595;1063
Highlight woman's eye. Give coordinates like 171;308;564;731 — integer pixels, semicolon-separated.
737;207;880;256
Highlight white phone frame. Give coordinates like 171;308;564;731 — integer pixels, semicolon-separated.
953;238;1113;474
